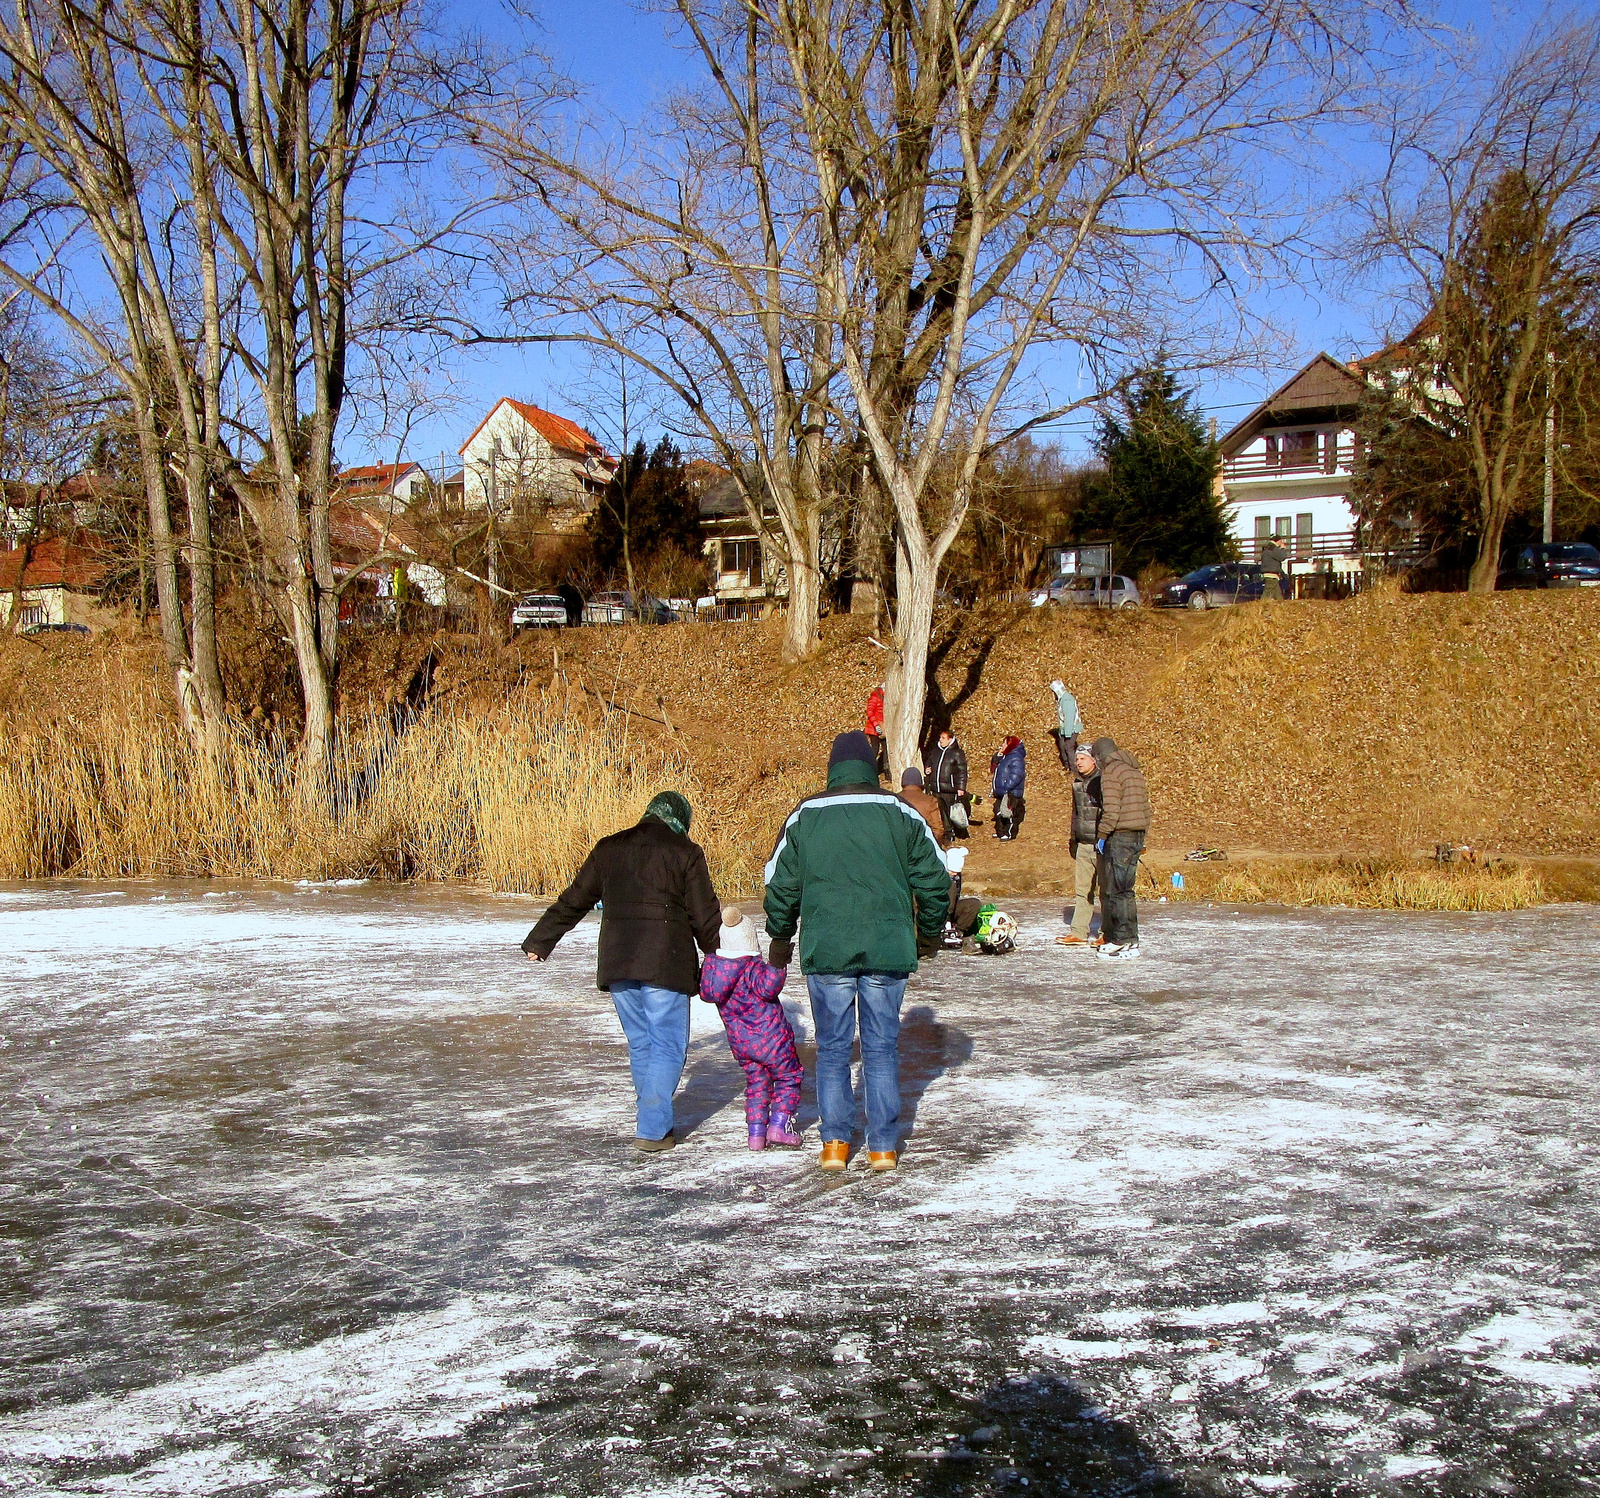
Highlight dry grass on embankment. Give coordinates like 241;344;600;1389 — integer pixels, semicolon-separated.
0;690;762;896
1148;856;1548;912
1;587;1595;907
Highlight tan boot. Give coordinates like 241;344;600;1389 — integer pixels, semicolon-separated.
868;1150;898;1172
819;1140;849;1171
1056;934;1092;946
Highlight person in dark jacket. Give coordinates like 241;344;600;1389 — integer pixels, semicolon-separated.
923;728;970;838
1088;737;1151;959
764;730;949;1174
523;790;721;1149
1057;741;1103;947
990;735;1026;840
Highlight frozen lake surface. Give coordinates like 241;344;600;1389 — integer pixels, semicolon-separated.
1;883;1597;1497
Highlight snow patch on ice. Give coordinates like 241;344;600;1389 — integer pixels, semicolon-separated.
0;1296;569;1470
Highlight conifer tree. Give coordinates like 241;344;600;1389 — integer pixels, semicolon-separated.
1073;365;1232;578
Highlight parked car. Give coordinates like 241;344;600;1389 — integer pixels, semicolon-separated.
1155;562;1265;609
510;592;569;630
1497;542;1600;589
22;621;90;636
1033;573;1142;609
582;590;679;625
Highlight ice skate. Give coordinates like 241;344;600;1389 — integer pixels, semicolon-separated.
767;1113;802;1147
819;1140;849;1171
748;1127;767;1151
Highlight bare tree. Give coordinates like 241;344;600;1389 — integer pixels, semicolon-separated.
473;13;843;663
1353;14;1600;591
762;0;1377;773
0;0;498;771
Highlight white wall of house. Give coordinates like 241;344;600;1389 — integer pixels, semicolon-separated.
1221;421;1362;569
0;586;64;628
461;403;563;512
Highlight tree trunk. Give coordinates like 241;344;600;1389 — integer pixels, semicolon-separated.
1468;504;1508;593
883;531;936;781
779;505;822;664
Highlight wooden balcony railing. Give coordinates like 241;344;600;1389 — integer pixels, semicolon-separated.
1223;450;1349;480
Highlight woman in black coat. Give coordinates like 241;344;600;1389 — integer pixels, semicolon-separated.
523;791;721;1149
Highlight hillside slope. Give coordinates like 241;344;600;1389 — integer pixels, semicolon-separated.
5;589;1595;893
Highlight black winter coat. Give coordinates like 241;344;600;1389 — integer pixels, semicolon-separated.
924;740;969;797
521;818;722;994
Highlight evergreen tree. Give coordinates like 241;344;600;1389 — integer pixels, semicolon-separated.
586;437;702;595
1073;365;1232;576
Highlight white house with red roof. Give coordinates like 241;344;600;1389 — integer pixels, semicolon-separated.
458;398;616;523
334;461;430;508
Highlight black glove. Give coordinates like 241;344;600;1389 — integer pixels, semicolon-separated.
916;931;940;960
767;935;794;968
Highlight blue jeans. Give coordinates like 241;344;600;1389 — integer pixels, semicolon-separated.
807;974;909;1152
610;983;690;1140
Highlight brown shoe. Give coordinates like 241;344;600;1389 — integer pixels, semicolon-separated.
1056;934;1092;946
819;1141;849;1171
868;1150;898;1172
633;1132;676;1152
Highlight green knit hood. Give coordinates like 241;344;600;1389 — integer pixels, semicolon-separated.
825;758;880;790
643;790;693;837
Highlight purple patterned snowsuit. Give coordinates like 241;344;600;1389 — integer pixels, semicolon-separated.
699;954;803;1129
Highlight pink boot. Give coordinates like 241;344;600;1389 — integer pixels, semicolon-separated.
767;1113;802;1148
747;1127;767;1151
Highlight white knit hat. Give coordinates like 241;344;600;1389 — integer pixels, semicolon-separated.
716;906;761;959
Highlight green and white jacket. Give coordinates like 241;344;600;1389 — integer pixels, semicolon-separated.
763;758;951;976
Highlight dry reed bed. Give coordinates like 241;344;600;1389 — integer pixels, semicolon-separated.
0;692;761;896
1153;857;1546;911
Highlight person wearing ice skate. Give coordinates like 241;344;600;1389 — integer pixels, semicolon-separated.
522;790;721;1151
699;908;804;1149
1090;737;1150;959
1057;741;1103;948
763;730;949;1173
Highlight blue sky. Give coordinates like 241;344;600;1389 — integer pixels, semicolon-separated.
380;0;1521;472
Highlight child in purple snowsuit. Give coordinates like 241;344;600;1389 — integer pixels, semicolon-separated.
699;907;804;1150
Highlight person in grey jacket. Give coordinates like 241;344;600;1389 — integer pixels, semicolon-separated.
1057;742;1102;947
1089;736;1150;959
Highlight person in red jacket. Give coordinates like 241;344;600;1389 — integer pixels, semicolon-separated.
864;683;888;778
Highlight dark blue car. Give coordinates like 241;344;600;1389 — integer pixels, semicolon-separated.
1497;543;1600;589
1155;562;1265;610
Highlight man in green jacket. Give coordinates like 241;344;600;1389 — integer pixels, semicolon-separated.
764;731;950;1174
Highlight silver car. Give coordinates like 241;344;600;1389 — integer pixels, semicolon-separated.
510;592;568;629
1035;573;1142;609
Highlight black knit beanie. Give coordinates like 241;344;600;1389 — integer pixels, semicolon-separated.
828;730;878;770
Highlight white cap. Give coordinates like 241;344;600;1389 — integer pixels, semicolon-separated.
716;906;761;959
1050;679;1066;696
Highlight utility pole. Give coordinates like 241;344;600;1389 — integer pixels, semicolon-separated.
487;445;500;595
1543;349;1555;545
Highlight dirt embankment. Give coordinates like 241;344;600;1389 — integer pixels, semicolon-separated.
6;588;1597;897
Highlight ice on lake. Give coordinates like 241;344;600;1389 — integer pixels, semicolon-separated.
2;882;1597;1496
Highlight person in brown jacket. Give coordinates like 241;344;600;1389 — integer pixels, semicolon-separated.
1089;736;1150;959
898;767;950;847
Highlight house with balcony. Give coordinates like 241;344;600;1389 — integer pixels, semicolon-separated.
1216;353;1369;583
697;465;789;618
